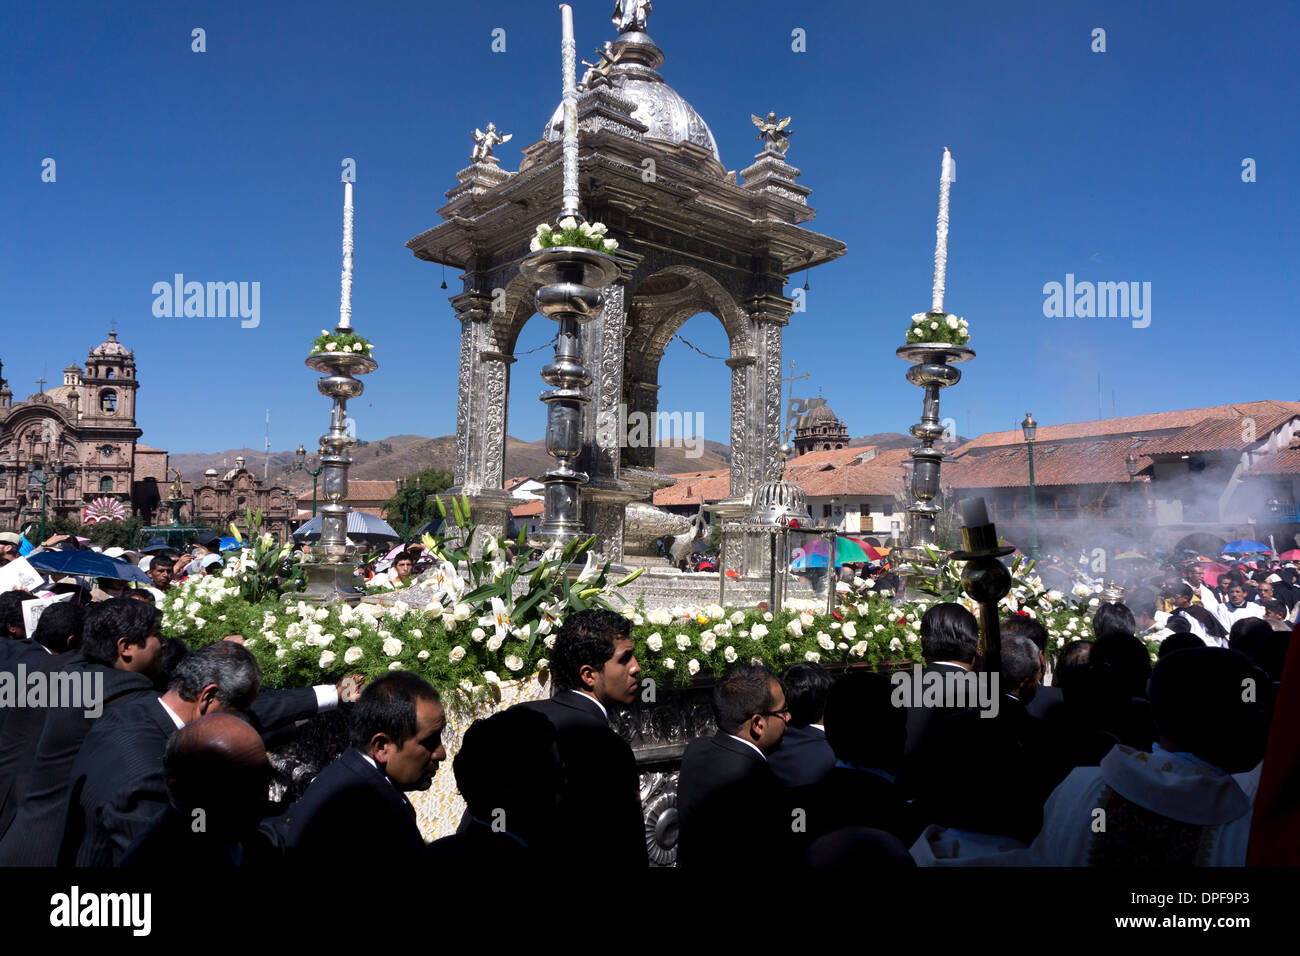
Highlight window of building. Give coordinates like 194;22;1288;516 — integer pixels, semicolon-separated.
105;368;115;379
100;476;114;492
100;389;117;412
823;504;832;518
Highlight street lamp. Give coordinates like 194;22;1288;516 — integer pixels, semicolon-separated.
395;476;410;544
1126;450;1139;540
28;453;62;544
1020;413;1040;561
295;443;325;517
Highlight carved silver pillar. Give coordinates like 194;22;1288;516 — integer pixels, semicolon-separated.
520;246;620;544
897;335;973;558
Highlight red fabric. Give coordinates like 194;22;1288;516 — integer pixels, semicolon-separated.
1246;618;1300;865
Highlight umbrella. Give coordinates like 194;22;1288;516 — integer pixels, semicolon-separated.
1223;540;1271;554
413;517;445;538
1199;561;1231;587
218;536;240;552
841;536;886;561
24;550;151;583
292;511;399;542
793;536;877;567
1278;550;1300;561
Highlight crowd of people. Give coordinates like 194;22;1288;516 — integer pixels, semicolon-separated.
0;522;1295;869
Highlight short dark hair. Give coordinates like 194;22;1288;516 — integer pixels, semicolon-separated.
1093;602;1136;640
1263;599;1287;617
712;664;779;734
549;609;630;693
1128;587;1158;621
1001;634;1042;689
919;603;979;663
1000;615;1048;651
0;591;35;633
1157;633;1205;658
393;551;416;564
1053;640;1092;692
453;708;560;822
31;601;84;653
349;671;440;750
1091;631;1152;700
1149;647;1265;772
823;672;904;770
781;662;832;727
170;641;261;711
81;597;162;666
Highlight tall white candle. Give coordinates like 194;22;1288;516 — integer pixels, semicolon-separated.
339;180;354;330
560;4;580;219
931;147;953;315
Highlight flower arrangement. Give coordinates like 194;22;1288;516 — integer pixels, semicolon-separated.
226;508;305;603
905;311;970;346
310;330;375;357
529;217;619;254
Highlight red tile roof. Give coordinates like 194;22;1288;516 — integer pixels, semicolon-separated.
511;499;544;517
949;437;1153;489
1144;412;1298;456
1245;447;1300;476
652;469;732;506
954;400;1300;452
787;445;878;468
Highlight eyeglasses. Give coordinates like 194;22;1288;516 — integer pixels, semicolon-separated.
757;705;791;722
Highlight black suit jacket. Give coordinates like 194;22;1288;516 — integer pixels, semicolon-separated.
0;642;63;824
794;765;919;849
903;661;975;759
421;819;533;870
62;687;321;867
0;655;154;866
767;723;836;789
121;805;284;869
677;732;791;870
516;692;647;868
284;747;425;868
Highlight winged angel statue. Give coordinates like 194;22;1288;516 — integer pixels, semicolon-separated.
751;112;793;154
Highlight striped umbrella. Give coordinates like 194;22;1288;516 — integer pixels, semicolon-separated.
291;511;399;541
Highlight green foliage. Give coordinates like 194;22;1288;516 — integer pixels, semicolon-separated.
531;219;618;254
310;331;374;356
905;311;971;346
380;468;454;539
226;508;304;602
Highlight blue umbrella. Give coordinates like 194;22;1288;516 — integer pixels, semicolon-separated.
25;549;152;583
1222;540;1271;554
218;536;240;552
789;552;831;570
292;511;400;541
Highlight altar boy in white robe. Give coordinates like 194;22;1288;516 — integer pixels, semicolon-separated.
1032;647;1266;866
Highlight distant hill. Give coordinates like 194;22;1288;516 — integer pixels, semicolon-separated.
173;435;732;493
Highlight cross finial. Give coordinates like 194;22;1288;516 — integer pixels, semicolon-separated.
35;374;46;393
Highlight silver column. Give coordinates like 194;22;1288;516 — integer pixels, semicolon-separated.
519;245;619;544
306;344;374;563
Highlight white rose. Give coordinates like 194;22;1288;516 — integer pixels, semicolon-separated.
763;611;773;622
713;621;732;637
459;679;474;692
453;604;472;621
729;611;745;626
646;632;663;652
724;646;737;663
318;650;336;668
537;658;549;671
470;626;486;642
946;315;959;329
314;608;329;621
889;637;903;652
751;623;768;639
699;631;716;653
483;671;500;685
842;622;857;639
410;628;422;638
817;633;834;650
676;634;692;651
786;619;803;638
275;648;286;659
529;237;543;252
544;635;556;649
779;643;792;654
388;662;403;671
487;635;504;652
449;646;466;663
383;637;403;657
800;611;815;628
850;641;868;657
344;646;363;665
929;321;938;330
664;658;675;670
194;618;206;629
804;651;821;663
505;655;523;672
325;342;337;351
705;604;725;620
687;659;700;675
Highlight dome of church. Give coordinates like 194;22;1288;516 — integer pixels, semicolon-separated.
804;403;839;425
90;330;128;357
541;30;722;167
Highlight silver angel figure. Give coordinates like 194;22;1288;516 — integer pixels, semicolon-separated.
612;0;651;33
751;112;793;154
471;123;512;163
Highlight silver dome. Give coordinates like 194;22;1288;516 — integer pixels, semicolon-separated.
542;30;722;166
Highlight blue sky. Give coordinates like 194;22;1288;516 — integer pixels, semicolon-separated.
3;0;1296;463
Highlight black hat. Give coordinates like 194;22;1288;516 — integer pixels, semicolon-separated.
195;530;221;547
141;538;172;553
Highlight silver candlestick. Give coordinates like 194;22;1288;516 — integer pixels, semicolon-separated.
519;245;619;543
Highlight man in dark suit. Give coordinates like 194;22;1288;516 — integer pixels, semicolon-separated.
0;590;34;642
798;671;918;849
902;602;981;760
0;600;81;738
285;671;445;868
122;712;276;868
768;662;835;788
677;664;791;870
0;597;166;865
62;639;324;866
515;608;647;867
423;707;561;868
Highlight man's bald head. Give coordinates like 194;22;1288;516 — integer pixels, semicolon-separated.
165;713;269;834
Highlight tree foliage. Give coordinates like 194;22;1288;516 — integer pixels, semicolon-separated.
381;468;454;539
